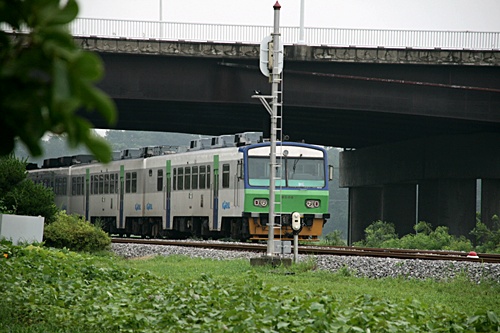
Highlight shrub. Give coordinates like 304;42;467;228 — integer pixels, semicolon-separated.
471;215;500;253
354;221;473;252
353;220;398;247
2;179;58;223
0;155;27;193
44;212;111;252
322;230;347;246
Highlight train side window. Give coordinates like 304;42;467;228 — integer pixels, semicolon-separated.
78;176;83;195
125;172;131;193
92;175;98;195
72;177;77;196
173;168;177;191
184;167;191;190
177;168;184;190
207;165;211;188
131;172;137;193
62;177;67;195
104;174;110;194
157;169;163;191
54;178;60;195
199;165;206;189
222;164;230;188
110;174;115;194
191;166;198;190
115;173;118;193
98;174;104;194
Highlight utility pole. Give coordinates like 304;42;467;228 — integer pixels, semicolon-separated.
159;0;163;39
299;0;305;44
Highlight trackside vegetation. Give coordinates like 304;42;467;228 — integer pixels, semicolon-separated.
1;243;499;332
43;211;111;252
350;220;500;253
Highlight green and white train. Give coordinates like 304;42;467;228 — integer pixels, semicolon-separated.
29;132;332;241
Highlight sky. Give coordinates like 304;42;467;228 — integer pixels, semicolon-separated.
78;0;500;32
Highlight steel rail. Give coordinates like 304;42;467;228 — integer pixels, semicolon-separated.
111;238;500;264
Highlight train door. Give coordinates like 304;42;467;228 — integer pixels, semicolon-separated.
212;155;219;230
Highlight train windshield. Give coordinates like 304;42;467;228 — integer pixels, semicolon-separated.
247;156;325;188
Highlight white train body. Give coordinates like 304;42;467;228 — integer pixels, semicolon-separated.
29;133;331;241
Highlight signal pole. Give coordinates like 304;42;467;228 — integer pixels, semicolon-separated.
267;1;281;257
250;1;291;266
252;2;283;257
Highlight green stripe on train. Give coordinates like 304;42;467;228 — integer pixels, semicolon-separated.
243;189;329;214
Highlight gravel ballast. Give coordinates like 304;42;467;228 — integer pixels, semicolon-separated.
111;243;500;282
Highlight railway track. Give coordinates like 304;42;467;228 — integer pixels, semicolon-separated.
111;238;500;264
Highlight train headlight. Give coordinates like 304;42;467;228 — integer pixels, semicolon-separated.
254;198;268;207
305;199;320;208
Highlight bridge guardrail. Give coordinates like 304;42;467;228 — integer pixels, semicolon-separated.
2;18;500;50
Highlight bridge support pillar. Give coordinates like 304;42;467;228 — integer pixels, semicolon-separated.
348;187;382;244
481;179;500;229
418;179;476;236
348;184;417;244
381;184;417;237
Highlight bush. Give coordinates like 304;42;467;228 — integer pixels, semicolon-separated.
2;179;58;223
0;155;27;193
353;220;398;247
322;230;347;246
44;212;111;252
0;155;58;222
471;215;500;253
396;222;472;252
354;221;473;252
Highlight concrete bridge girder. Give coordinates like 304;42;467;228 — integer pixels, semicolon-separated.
79;37;500;150
340;133;500;243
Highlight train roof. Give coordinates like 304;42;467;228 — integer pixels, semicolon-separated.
36;132;264;169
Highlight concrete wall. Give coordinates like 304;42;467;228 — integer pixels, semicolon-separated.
0;214;45;245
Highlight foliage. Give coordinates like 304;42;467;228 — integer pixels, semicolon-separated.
353;220;398;247
0;0;116;162
2;179;59;223
388;222;473;252
471;215;500;253
0;155;58;221
354;221;474;252
0;199;14;215
321;230;347;246
43;211;110;252
1;244;499;332
0;155;27;193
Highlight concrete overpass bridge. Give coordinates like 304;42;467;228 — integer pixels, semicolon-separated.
9;18;500;242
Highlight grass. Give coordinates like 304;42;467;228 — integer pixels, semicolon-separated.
125;254;500;314
2;244;499;332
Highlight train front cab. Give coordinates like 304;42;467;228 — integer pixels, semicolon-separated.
240;143;332;241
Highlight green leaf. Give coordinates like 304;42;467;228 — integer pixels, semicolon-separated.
52;58;71;106
51;0;79;25
72;51;104;81
84;135;112;163
487;311;499;324
80;81;117;125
